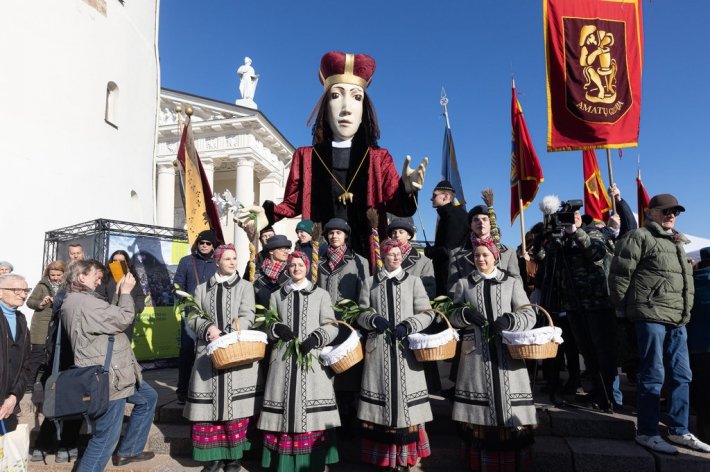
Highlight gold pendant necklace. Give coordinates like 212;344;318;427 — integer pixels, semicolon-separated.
312;147;369;205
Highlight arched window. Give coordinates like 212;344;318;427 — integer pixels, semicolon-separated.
105;81;119;128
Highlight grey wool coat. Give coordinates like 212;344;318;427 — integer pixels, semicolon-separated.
183;273;264;422
257;282;341;433
401;249;436;299
356;270;435;428
317;248;370;304
449;270;537;428
447;243;520;295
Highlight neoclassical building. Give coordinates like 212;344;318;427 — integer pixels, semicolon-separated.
156;88;297;266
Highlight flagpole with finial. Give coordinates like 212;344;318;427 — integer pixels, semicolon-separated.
512;79;528;253
606;148;617;214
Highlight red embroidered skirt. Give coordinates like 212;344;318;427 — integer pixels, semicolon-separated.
360;423;431;468
192;417;251;462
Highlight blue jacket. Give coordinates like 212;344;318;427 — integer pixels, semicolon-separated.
173;251;217;294
688;266;710;353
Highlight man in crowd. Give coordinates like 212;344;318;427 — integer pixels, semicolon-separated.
610;194;710;454
173;230;218;405
424;180;468;296
294;219;316;265
67;243;84;262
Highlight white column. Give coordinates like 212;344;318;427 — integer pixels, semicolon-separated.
234;157;255;270
156;162;176;227
202;158;215;191
259;172;281;204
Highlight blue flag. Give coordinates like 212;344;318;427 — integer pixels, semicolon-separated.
441;125;466;208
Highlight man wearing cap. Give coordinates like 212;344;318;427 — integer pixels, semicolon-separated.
388;218;435;299
448;204;520;293
610;194;709;454
425;180;469;296
294;219;316;265
243;226;275;282
238;51;428;266
253;235;292;307
173;230;219;405
317;218;369;306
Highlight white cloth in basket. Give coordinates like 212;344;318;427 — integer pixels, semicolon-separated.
206;330;268;356
319;329;362;366
407;328;460;349
501;326;564;346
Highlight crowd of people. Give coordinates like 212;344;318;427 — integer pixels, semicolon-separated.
1;48;709;472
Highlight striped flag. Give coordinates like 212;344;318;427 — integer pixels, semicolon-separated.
176;115;224;245
582;150;612;222
441;120;466;207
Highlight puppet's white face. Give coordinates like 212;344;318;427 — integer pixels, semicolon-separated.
327;83;364;141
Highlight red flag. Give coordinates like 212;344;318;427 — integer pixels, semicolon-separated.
544;0;644;151
176;116;225;245
636;168;651;227
582;150;612;222
510;83;544;224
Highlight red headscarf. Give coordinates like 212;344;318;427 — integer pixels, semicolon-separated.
287;251;310;271
470;237;500;261
213;243;237;262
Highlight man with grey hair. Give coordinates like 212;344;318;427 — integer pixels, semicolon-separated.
610;194;710;454
0;273;31;434
0;261;13;275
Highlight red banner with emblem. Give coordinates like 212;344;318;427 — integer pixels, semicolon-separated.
544;0;643;151
582;150;612;222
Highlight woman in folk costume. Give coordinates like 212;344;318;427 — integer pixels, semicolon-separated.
238;51;427;266
449;237;537;472
253;235;293;307
357;239;435;471
258;251;341;472
448;196;520;294
184;244;264;472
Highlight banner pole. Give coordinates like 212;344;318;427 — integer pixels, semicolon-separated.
174;106;186;210
517;180;527;253
605;148;617;213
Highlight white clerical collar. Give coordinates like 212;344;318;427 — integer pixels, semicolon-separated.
477;268;499;280
383;267;403;279
332;139;352;148
289;279;309;291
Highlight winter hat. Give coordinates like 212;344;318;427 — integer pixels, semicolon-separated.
264;235;292;251
296;220;314;235
324;218;351;235
387;219;416;238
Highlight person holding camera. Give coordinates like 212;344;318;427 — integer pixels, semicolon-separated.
547;206;617;411
61;260;156;471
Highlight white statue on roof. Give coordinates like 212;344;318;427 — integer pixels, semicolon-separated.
236;56;259;109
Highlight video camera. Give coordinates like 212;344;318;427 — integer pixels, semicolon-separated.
544;199;583;240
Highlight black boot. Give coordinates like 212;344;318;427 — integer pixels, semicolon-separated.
200;460;224;472
223;460;242;472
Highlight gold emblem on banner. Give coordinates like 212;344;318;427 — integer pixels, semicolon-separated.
578;25;618;104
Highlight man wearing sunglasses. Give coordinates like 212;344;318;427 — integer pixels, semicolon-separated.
610;194;709;455
173;230;218;405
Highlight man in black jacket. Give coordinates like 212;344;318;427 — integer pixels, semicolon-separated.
424;180;468;296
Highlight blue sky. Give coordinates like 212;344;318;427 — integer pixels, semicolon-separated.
159;0;710;245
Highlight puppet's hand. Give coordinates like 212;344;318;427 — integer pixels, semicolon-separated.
401;155;428;194
235;205;268;239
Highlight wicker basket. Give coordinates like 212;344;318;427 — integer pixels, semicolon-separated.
321;320;363;374
505;304;559;360
208;321;267;369
411;312;458;362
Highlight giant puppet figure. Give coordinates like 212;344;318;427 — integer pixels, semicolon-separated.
239;51;427;264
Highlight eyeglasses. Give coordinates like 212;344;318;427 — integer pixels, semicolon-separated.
0;287;32;294
657;208;681;217
198;241;213;246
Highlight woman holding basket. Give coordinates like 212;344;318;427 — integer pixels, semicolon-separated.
449;237;537;472
356;239;435;471
257;251;341;471
183;244;264;472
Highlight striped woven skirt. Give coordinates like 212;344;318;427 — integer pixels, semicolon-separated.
191;417;251;462
360;422;431;468
261;429;339;472
459;424;534;472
